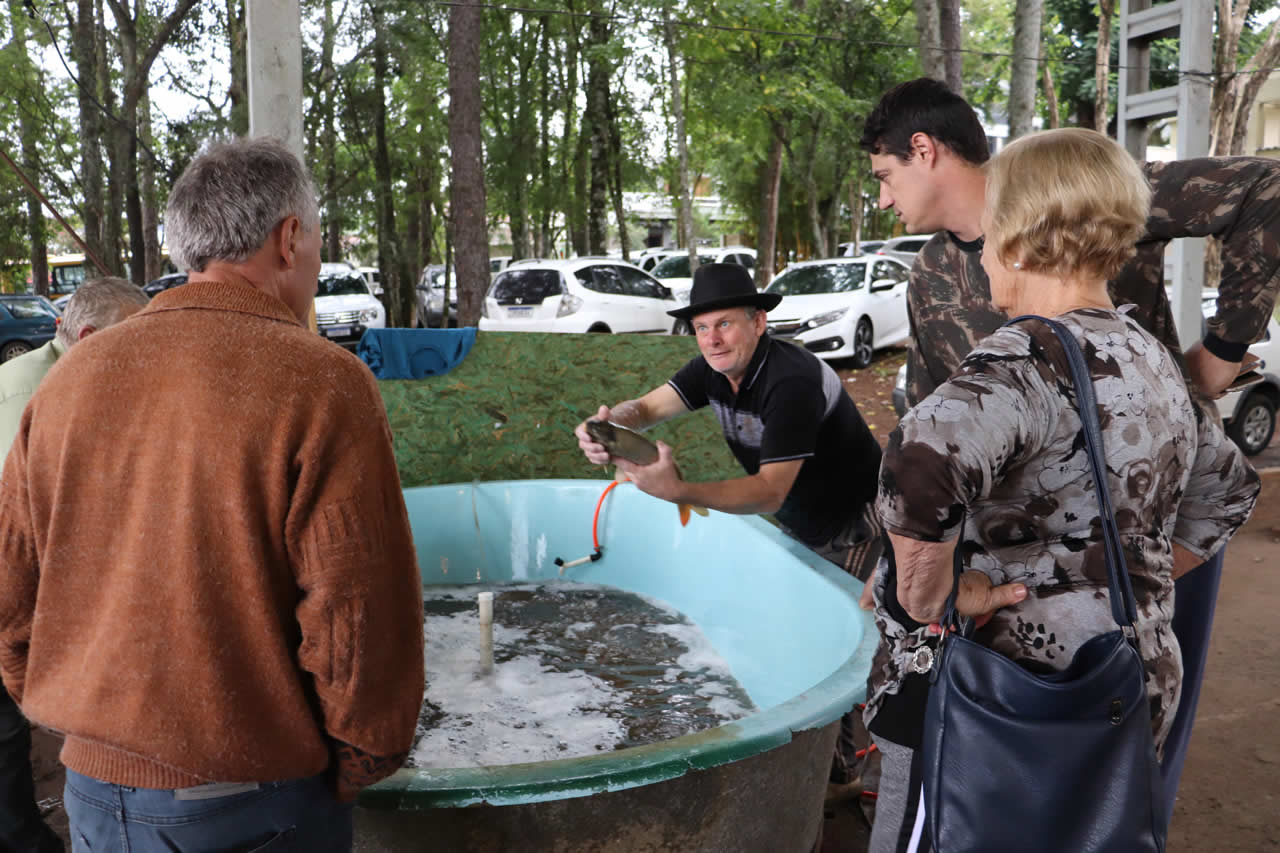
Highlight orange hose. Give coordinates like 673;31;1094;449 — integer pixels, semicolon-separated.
592;480;627;552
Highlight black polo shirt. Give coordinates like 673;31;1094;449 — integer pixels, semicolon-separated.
668;334;882;545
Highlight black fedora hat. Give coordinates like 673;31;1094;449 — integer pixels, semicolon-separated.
667;262;781;320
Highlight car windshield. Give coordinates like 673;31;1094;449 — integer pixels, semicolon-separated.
490;269;563;302
5;298;57;319
650;255;714;278
767;263;865;295
317;273;369;297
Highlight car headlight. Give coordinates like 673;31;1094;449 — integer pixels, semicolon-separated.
674;289;691;305
557;294;583;317
805;308;848;329
359;307;380;323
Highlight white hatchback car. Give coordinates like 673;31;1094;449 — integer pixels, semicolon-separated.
651;247;758;308
763;256;912;367
315;262;386;348
478;258;679;334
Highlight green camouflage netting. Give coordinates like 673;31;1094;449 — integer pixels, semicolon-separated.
377;331;742;488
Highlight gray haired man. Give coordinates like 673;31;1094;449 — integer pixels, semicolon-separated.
0;137;424;852
0;275;146;852
0;276;147;454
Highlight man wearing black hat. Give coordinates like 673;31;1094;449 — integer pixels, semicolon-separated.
574;261;884;578
575;262;884;791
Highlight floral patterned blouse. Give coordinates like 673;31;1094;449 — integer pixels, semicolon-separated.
868;307;1260;752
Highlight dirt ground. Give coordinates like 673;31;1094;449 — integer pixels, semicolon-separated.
24;346;1280;850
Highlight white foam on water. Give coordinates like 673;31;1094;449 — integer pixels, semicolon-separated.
412;608;627;769
652;623;755;717
509;505;529;580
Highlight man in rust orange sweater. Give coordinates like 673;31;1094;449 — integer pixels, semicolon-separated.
0;137;424;851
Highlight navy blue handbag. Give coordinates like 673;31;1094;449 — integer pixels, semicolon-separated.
919;315;1167;853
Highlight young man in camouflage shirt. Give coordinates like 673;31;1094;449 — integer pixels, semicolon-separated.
857;77;1280;842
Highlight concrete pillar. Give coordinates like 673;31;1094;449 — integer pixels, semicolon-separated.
1117;0;1213;351
246;0;313;330
246;0;304;162
1169;0;1213;352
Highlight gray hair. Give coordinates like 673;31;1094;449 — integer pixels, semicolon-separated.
57;277;148;348
165;137;320;273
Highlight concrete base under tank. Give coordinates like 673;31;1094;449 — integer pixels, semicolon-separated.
353;721;839;853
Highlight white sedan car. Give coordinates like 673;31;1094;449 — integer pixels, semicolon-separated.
764;256;911;368
479;258;679;334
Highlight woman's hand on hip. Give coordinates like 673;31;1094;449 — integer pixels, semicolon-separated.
931;570;1028;632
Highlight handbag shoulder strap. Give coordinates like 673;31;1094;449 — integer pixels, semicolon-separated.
1005;314;1140;630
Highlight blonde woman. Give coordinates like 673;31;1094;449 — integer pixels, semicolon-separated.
865;128;1259;852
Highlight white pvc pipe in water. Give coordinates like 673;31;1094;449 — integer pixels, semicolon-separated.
478;591;494;675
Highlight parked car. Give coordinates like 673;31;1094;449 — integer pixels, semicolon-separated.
875;234;936;266
358;265;382;296
836;240;886;257
143;272;189;299
635;248;681;273
651;247;758;308
763;255;911;368
479;258;677;335
417;264;458;327
315;262;385;348
0;294;60;362
490;256;513;276
893;362;908;417
1206;290;1280;456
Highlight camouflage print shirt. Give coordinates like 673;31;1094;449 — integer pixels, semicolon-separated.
870;309;1259;752
906;156;1280;406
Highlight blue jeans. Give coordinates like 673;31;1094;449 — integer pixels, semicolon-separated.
1160;549;1225;818
64;769;352;852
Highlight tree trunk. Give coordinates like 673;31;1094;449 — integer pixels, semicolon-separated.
913;0;945;85
321;0;340;261
755;126;786;289
803;120;826;258
536;16;552;257
72;0;106;268
1210;0;1250;154
1227;19;1280;154
584;15;611;255
448;0;488;324
606;89;630;261
560;13;587;257
10;0;49;293
99;0;125;275
1042;62;1061;129
664;7;695;271
938;0;962;93
1008;0;1044;140
848;167;864;248
371;1;414;327
139;91;162;279
226;0;248;135
1094;0;1115;133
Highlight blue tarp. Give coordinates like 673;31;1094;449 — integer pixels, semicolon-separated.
357;327;478;379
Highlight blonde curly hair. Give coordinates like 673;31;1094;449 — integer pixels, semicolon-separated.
984;128;1151;281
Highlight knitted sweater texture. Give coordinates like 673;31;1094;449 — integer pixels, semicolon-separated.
0;280;424;788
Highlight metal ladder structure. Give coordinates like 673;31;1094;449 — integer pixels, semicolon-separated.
1117;0;1215;350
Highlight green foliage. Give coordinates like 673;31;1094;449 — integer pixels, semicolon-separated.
379;331;740;487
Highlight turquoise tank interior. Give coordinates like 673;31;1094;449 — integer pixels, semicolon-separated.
362;479;877;810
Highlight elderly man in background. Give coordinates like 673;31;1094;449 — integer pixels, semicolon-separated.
0;137;424;851
0;276;146;853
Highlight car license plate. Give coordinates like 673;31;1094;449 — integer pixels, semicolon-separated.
507;306;532;317
324;325;351;338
